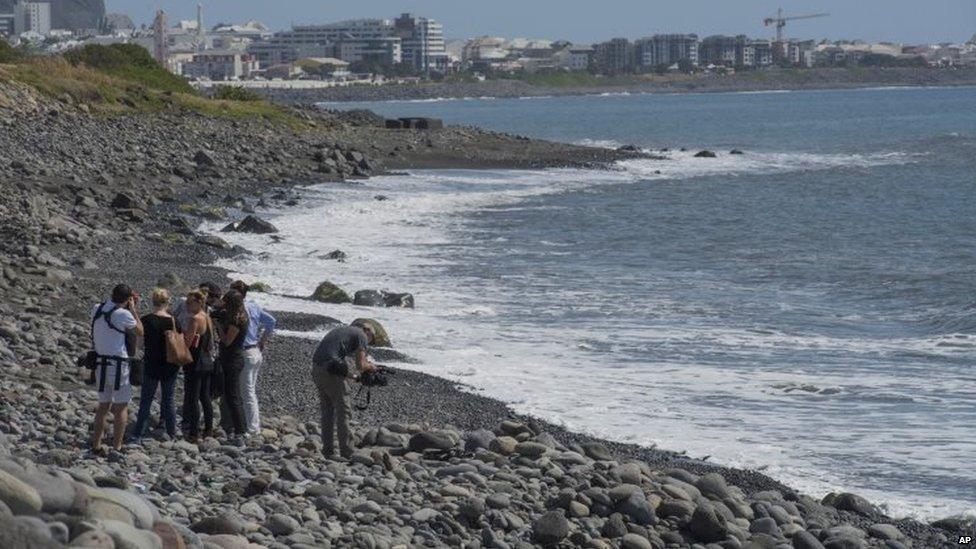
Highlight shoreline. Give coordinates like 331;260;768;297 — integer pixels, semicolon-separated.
0;91;968;547
258;67;976;104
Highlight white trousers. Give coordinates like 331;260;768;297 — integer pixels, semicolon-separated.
241;347;263;434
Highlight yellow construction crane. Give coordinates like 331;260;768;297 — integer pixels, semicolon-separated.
763;8;829;42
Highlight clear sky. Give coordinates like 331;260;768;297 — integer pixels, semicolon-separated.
107;0;975;44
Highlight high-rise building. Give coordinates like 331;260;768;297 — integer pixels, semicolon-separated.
394;13;447;73
0;10;14;36
251;19;403;68
14;1;51;35
634;34;699;69
593;38;634;74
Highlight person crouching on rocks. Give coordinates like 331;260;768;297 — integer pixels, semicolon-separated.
214;290;249;439
130;289;182;441
90;284;144;455
312;322;376;459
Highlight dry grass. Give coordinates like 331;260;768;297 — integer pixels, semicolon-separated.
0;50;301;126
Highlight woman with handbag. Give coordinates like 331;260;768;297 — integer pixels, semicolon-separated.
131;288;191;441
182;290;217;443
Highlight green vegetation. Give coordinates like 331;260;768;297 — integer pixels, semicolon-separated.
517;71;605;87
212;84;263;102
858;53;927;68
178;204;228;220
0;40;26;64
0;43;298;123
63;44;194;94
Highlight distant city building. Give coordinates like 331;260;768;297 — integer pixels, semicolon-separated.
0;9;14;36
210;20;271;51
593;38;634;74
252;19;406;69
634;34;699;70
394;13;447;73
14;2;51;35
787;39;816;67
182;49;257;80
554;45;593;71
698;35;745;66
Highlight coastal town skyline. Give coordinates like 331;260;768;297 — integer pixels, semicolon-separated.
106;0;976;45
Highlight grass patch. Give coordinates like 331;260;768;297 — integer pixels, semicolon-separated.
212;85;263;102
64;43;194;94
0;43;300;124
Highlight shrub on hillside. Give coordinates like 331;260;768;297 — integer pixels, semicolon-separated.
0;39;25;63
212;85;263;102
63;43;194;94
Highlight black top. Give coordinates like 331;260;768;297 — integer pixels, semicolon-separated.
218;316;249;369
313;326;369;366
141;313;182;380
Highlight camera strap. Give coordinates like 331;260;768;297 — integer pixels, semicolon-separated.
354;385;371;411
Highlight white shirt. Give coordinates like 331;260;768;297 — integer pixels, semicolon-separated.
91;301;137;358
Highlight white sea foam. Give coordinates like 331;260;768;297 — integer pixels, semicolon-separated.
207;148;972;521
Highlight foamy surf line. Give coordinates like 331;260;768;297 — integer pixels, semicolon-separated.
206;160;970;522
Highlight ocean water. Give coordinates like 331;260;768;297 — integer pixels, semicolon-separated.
211;87;976;520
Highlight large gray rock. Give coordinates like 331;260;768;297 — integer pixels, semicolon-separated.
0;461;87;514
532;510;569;545
689;502;727;543
0;515;61;549
463;429;495;451
792;530;827;549
221;215;278;234
866;523;903;540
353;290;414;308
822;492;878;516
88;488;157;529
407;431;455;453
621;533;654;549
101;519;163;549
696;472;731;500
265;513;299;536
618;490;655;525
309;281;352;304
190;514;245;535
515;441;549;458
0;469;42;515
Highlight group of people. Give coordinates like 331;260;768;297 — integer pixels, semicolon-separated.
88;280;380;460
88;281;276;454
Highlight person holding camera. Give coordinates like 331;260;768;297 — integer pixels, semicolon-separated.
214;290;249;438
90;284;144;455
311;322;376;459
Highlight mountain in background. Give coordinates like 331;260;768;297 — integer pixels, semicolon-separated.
0;0;106;31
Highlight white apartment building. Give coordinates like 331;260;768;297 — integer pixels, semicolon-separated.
395;13;447;73
14;1;50;36
553;45;593;71
0;11;15;36
182;50;258;80
253;19;403;68
634;34;699;69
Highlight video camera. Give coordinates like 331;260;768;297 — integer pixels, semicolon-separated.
358;364;394;387
354;365;396;410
